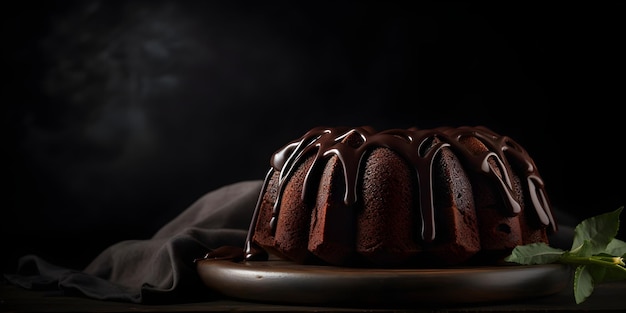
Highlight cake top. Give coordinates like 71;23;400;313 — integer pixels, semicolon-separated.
267;126;557;242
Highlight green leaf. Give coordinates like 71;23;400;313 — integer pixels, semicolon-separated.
571;207;623;256
574;240;596;257
504;242;564;264
587;264;607;284
573;265;595;304
505;206;625;304
604;238;626;257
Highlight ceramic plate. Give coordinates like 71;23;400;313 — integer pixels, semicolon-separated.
197;258;570;306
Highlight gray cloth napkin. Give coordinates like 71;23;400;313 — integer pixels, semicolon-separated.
3;180;263;303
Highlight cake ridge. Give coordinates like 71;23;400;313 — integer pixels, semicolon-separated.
245;125;557;265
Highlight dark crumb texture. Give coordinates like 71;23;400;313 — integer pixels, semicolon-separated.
248;126;556;268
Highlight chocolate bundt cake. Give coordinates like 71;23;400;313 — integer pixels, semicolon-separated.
244;126;557;267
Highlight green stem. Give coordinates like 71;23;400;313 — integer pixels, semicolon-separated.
558;254;626;269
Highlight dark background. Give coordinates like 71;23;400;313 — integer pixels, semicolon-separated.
3;1;624;272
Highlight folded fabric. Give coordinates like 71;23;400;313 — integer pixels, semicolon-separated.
4;180;263;303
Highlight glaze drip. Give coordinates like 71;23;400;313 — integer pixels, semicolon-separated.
244;126;556;259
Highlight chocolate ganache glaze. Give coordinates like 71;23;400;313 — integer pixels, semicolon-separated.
244;126;557;261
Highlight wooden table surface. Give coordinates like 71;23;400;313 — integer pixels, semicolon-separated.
2;279;625;313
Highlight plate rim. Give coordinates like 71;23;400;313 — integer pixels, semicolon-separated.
197;258;571;306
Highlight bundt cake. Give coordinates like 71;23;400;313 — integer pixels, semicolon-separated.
243;126;557;267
